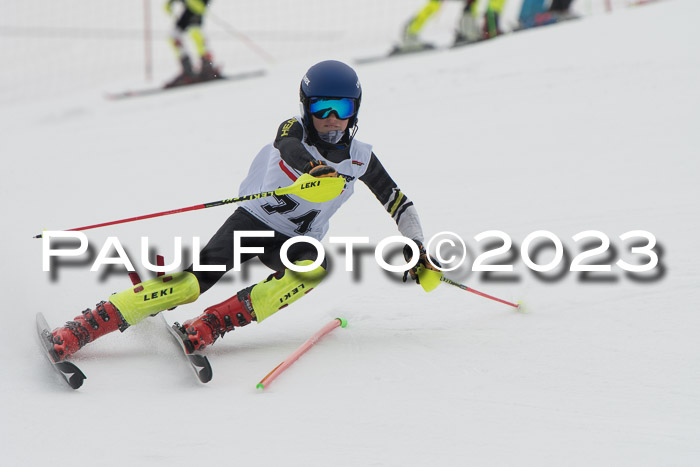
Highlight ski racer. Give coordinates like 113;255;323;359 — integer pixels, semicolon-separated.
46;60;440;362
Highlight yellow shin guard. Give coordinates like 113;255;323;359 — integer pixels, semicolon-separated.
109;271;200;326
250;260;327;322
188;27;207;57
407;1;442;36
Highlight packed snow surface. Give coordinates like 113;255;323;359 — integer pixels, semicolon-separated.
1;1;698;465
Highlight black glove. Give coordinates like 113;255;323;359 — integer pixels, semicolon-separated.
303;159;338;178
402;240;440;285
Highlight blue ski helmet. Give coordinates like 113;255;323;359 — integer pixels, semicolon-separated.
300;60;362;138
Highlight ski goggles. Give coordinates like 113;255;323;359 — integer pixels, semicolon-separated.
308;97;357;119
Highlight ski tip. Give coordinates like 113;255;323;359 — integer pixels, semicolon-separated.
256;383;265;391
336;317;348;328
68;371;87;389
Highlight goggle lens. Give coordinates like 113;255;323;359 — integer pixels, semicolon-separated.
309;97;356;119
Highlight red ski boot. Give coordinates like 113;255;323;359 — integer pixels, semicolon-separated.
180;289;255;353
198;52;221;82
50;301;128;362
165;55;197;88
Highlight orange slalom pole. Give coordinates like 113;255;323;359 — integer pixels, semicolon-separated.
257;318;347;391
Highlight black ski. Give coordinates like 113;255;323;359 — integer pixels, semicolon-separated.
355;43;437;65
451;37;488;49
355;39;490;64
106;69;266;100
36;313;87;390
159;314;212;383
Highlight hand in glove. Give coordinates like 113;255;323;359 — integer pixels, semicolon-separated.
402;240;443;291
303;160;338;178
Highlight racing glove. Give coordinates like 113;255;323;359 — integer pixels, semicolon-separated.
303;160;338;178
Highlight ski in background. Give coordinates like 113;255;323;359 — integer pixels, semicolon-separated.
451;36;487;49
36;312;87;390
355;43;437;65
105;69;266;100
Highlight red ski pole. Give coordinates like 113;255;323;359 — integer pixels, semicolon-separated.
34;201;219;239
33;174;345;238
208;12;276;64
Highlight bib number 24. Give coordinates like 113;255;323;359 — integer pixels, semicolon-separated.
262;194;320;235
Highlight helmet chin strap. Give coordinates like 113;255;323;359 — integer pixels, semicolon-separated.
350;121;358;139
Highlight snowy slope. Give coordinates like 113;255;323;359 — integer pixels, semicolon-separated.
1;1;699;466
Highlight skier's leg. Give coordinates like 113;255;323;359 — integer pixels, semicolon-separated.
188;26;219;80
549;0;576;19
49;271;201;362
455;0;481;42
165;10;198;87
549;0;570;12
401;0;443;47
181;259;328;352
188;26;207;58
484;0;506;38
49;208;283;360
181;230;328;352
168;29;191;70
109;271;201;324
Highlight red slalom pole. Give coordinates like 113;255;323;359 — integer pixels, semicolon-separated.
256;318;347;391
440;277;521;310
